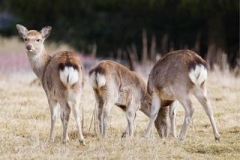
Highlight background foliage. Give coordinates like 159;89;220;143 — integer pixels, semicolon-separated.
0;0;239;64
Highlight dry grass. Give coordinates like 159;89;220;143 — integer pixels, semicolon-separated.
0;70;240;159
0;37;240;159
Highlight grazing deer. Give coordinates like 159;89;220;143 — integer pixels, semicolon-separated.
89;60;175;138
16;24;85;144
145;50;220;141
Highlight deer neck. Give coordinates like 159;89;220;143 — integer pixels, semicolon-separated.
27;48;51;81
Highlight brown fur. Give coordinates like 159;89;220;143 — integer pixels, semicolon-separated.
148;50;206;98
43;51;84;97
89;60;153;137
16;24;85;144
90;60;175;138
90;60;176;138
145;50;220;141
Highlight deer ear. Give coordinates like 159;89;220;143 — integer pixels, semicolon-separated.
16;24;28;38
41;26;52;39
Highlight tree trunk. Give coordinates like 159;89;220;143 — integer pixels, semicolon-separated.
142;29;148;65
206;15;227;71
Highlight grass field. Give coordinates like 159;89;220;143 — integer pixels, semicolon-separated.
0;38;240;159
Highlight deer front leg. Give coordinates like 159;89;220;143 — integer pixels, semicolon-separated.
126;101;139;137
48;99;58;142
123;110;137;138
169;101;177;138
154;106;170;138
122;126;129;138
144;92;161;138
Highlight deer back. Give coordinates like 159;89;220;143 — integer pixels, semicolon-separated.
148;50;207;100
43;51;84;100
89;60;150;106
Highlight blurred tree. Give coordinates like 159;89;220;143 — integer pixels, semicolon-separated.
1;0;239;66
179;0;238;55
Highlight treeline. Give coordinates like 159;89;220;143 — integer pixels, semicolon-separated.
0;0;239;68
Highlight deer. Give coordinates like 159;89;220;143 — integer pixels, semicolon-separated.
145;49;220;141
16;24;85;145
89;60;177;138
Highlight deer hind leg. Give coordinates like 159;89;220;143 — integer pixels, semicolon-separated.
59;101;71;143
169;101;177;138
48;99;58;142
193;85;220;141
144;92;161;138
97;95;113;137
101;101;113;137
72;98;85;145
97;97;104;136
60;107;69;141
178;97;195;141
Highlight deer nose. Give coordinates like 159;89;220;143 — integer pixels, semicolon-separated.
26;45;32;51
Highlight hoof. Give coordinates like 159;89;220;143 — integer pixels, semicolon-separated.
215;136;221;142
178;137;185;142
48;140;54;143
48;138;54;143
143;134;149;138
79;139;86;146
62;137;69;144
169;133;177;138
121;132;128;138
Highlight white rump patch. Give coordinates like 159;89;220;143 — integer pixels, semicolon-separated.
96;73;106;88
89;72;106;88
189;64;207;86
59;66;79;87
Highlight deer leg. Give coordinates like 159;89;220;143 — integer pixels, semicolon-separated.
194;86;220;141
95;95;104;136
48;99;58;142
72;98;85;145
154;106;170;138
126;103;138;137
127;111;136;137
144;92;161;138
59;101;71;143
161;107;170;138
178;98;195;141
122;112;137;138
60;107;69;141
102;102;112;137
98;104;103;136
122;126;129;138
122;119;130;138
169;101;177;138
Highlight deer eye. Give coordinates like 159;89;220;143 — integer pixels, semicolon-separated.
36;39;41;42
24;38;28;42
